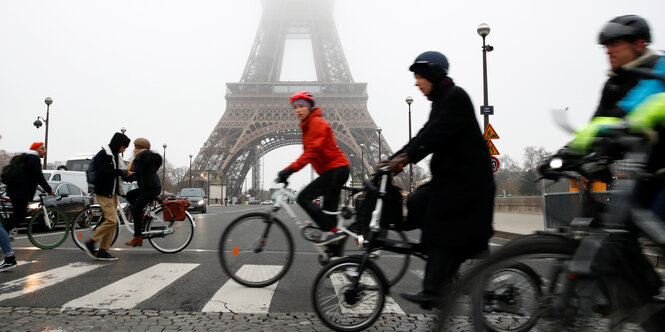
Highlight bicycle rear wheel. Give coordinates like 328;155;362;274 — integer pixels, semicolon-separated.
146;208;194;253
71;206;119;250
371;229;410;287
219;212;294;287
27;207;69;249
312;256;387;332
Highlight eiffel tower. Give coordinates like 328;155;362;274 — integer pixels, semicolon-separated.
194;0;393;197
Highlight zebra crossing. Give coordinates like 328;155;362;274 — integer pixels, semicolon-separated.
0;259;425;314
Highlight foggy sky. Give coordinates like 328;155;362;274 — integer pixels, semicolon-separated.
1;0;664;191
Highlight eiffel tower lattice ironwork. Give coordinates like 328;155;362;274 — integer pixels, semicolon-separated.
194;0;393;197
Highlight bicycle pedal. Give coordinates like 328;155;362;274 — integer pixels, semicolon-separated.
302;225;323;242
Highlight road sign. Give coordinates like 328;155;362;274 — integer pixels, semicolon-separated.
490;156;500;173
483;124;500;139
486;140;500;155
480;105;494;115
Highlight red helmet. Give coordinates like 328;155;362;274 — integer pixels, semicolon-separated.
289;91;315;106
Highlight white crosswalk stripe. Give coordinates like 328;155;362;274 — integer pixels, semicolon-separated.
62;263;199;310
0;262;105;302
202;265;280;313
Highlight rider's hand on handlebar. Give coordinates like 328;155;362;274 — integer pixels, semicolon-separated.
387;153;409;174
373;159;390;172
277;169;294;184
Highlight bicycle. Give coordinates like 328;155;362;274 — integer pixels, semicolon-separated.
218;181;411;288
71;197;195;253
26;194;70;249
310;168;541;332
434;130;665;332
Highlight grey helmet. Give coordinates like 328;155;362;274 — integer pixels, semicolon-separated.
599;15;651;45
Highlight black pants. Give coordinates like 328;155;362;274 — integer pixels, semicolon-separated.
297;166;350;231
126;187;161;237
5;196;28;232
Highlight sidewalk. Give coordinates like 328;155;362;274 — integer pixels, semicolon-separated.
493;212;544;239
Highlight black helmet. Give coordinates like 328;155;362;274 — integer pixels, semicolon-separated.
409;51;449;83
598;15;651;45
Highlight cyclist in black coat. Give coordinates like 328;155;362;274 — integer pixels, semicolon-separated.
381;51;495;309
124;138;162;247
5;142;54;231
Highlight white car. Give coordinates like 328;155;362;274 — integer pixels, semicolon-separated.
260;200;273;205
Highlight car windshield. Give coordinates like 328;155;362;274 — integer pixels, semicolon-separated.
180;189;203;197
42;172;51;181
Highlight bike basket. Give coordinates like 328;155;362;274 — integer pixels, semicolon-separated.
162;200;190;221
355;174;405;231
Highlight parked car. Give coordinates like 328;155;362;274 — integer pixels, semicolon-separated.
42;170;89;195
2;181;91;228
177;188;207;213
260;200;273;205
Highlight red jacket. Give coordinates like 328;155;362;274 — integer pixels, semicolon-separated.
286;107;349;174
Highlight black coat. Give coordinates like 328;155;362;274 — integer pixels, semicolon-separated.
396;81;495;249
129;150;162;190
6;152;52;201
92;147;126;198
593;53;660;118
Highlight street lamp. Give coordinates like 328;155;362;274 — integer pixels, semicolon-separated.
406;96;414;192
189;154;193;187
33;97;52;169
359;143;365;179
376;128;382;163
477;23;494;130
120;127;127;157
349;153;354;185
162;143;167;196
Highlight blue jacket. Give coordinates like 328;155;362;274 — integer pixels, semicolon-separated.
619;57;665;113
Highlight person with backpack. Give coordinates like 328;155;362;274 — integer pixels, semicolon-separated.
1;142;54;271
123;138;162;247
82;132;130;261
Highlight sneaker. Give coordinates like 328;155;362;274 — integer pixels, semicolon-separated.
83;239;98;260
0;256;17;272
95;250;118;261
316;232;347;246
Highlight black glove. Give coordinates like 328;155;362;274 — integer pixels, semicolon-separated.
277;169;294;183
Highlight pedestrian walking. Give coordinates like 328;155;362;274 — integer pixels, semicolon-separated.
1;142;55;271
124;138;162;247
82;132;130;261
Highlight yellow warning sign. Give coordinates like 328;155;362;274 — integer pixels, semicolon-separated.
486;140;500;155
483;124;500;139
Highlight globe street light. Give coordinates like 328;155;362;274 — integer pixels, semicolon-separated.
376;128;382;163
477;23;494;130
359;143;365;179
189;154;193;187
33;97;53;169
162;143;167;196
406;96;414;192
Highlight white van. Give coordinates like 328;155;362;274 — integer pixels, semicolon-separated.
42;170;89;195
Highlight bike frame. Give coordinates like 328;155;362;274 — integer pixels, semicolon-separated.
90;199;195;237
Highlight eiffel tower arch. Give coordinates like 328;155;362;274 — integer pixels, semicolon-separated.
194;0;394;197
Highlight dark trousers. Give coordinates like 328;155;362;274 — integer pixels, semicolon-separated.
5;196;28;232
126;187;161;237
633;175;665;221
297;166;350;231
423;246;466;294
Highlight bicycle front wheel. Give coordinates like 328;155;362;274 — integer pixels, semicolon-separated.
27;207;69;249
312;256;388;332
71;206;120;250
146;208;194;253
219;212;294;287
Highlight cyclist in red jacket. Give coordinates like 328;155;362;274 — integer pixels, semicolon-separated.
277;91;350;251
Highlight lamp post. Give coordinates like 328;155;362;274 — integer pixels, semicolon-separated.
376;128;382;163
349;153;354;185
359;143;365;180
188;154;193;187
120;127;127;157
406;96;414;192
33;97;53;169
477;23;493;130
162;143;167;196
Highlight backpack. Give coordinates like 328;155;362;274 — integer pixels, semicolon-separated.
1;154;29;184
86;158;96;184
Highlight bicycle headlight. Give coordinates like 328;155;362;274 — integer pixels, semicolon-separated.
549;157;564;169
27;202;41;210
120;202;128;209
